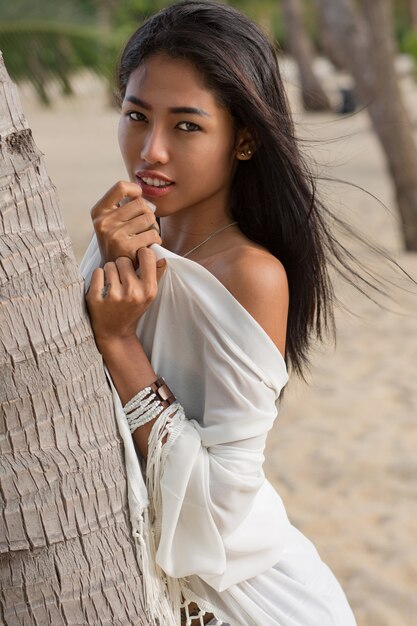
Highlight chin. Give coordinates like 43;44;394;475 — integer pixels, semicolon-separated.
154;208;169;218
150;202;175;218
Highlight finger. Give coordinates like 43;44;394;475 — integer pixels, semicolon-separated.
148;222;160;235
115;256;138;286
116;196;156;223
118;211;159;234
128;227;162;250
91;181;142;218
137;247;158;299
87;268;105;298
103;261;123;292
156;258;167;284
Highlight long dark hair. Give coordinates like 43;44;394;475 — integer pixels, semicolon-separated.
116;0;407;381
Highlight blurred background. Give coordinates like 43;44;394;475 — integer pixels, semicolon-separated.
1;1;416;625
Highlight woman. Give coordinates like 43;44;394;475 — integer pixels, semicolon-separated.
80;1;358;624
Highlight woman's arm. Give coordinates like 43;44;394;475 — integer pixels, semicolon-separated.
98;335;161;459
86;248;168;460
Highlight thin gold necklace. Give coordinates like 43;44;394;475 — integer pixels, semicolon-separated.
182;221;238;258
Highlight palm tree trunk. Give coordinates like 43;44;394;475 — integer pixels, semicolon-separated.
314;0;417;251
407;0;417;31
281;0;331;111
315;5;348;70
0;54;149;625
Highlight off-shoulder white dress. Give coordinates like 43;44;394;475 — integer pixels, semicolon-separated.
80;236;357;626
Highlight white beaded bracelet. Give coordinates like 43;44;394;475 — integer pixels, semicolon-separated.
125;397;160;422
123;377;176;434
124;385;153;412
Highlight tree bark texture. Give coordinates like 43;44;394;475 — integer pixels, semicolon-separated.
0;54;149;625
281;0;331;111
314;0;417;251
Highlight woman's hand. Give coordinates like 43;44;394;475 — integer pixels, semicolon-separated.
85;247;167;349
91;181;161;266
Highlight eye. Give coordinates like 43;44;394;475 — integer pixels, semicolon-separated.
177;121;201;132
127;111;147;122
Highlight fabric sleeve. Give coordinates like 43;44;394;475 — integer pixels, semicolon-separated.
147;336;291;593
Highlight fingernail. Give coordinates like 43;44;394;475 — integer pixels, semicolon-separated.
156;258;166;268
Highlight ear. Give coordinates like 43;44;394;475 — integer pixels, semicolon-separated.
235;128;256;161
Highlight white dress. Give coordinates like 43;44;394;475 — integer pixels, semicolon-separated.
80;236;357;626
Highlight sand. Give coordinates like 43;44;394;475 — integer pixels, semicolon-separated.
19;65;417;626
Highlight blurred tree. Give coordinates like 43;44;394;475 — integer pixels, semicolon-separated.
0;53;165;626
111;0;171;28
406;0;417;30
315;0;417;251
0;0;287;105
281;0;331;110
229;0;279;38
315;8;348;70
0;0;120;104
379;1;417;66
0;0;184;104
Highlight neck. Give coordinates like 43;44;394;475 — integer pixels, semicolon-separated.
159;200;234;257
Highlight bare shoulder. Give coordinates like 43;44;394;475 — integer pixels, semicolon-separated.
208;244;289;355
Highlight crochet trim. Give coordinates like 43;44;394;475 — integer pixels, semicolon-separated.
131;404;233;626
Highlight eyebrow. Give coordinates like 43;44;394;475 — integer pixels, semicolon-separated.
125;95;211;117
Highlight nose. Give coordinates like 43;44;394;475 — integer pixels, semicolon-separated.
140;126;169;165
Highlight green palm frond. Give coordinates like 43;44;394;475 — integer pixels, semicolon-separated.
0;0;120;104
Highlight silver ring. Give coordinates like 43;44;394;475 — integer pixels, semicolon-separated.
101;283;111;298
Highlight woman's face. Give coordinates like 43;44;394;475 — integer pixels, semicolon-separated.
118;54;240;218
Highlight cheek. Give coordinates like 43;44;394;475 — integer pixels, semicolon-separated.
203;135;237;174
117;116;124;145
188;141;235;190
117;119;133;163
117;120;127;155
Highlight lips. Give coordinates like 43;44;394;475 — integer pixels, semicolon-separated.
139;176;172;188
135;170;175;197
135;170;174;186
